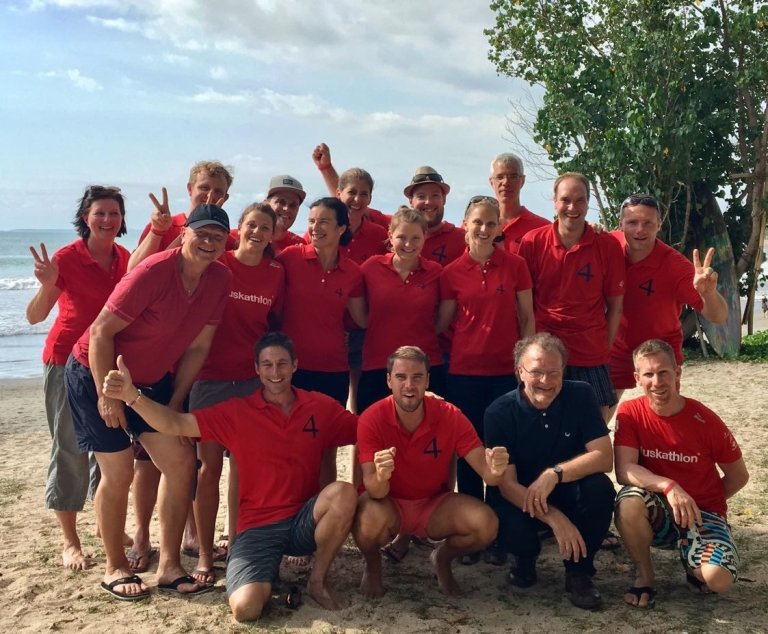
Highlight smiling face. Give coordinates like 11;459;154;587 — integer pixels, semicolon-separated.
181;224;228;264
409;183;446;229
337;179;372;232
620;204;661;261
389;220;425;264
554;176;589;233
308;203;345;251
256;345;297;399
187;172;230;209
518;344;565;410
465;203;500;251
237;209;275;257
268;191;302;233
387;357;429;414
84;198;123;242
634;352;682;414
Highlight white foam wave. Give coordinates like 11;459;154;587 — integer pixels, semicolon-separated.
0;278;40;291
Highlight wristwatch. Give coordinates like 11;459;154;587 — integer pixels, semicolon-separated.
552;464;563;483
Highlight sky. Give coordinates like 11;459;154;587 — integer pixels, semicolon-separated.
0;0;560;238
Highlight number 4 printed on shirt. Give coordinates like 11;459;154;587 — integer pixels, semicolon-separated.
303;416;319;438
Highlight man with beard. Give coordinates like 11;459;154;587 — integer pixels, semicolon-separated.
404;166;465;266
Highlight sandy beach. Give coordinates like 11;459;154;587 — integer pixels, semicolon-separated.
1;361;767;633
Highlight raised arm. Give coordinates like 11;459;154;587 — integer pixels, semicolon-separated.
103;355;200;436
361;447;396;499
127;187;173;271
312;143;340;195
26;243;61;324
463;445;509;486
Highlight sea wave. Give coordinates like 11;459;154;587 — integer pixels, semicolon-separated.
0;278;39;291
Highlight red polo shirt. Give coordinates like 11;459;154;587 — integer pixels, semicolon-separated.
198;252;285;381
195;387;357;531
366;207;392;229
360;254;443;370
342;218;389;264
277;245;363;372
518;222;625;366
440;247;532;375
423;222;466;266
501;206;550;254
43;239;130;366
273;231;306;255
358;395;481;500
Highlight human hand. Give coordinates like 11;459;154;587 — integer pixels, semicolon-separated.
312;143;332;170
29;243;58;288
692;247;718;296
97;394;128;429
523;468;558;517
204;190;226;208
550;515;587;562
373;447;396;482
485;446;509;477
148;187;172;235
666;483;703;530
102;354;136;403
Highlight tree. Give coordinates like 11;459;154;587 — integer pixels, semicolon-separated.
487;0;768;344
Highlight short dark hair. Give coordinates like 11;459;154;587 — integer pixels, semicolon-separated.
309;197;353;246
73;185;127;239
514;332;568;368
255;331;295;363
386;345;430;374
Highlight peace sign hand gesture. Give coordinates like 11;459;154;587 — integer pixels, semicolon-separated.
148;187;173;235
29;243;58;288
692;247;718;296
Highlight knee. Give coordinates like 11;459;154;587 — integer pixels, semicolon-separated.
228;587;269;622
614;495;647;527
324;481;358;518
470;504;498;546
198;460;223;484
99;461;134;491
353;498;393;544
160;444;196;477
701;565;734;594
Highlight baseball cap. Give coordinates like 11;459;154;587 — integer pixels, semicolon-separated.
403;166;451;197
185;203;230;232
267;175;306;203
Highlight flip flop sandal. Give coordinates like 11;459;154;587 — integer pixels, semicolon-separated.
625;585;656;608
101;575;150;601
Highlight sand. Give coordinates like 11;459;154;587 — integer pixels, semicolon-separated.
1;362;767;634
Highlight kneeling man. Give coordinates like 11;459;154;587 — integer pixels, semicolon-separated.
614;339;748;608
103;332;357;622
484;333;615;610
354;346;508;597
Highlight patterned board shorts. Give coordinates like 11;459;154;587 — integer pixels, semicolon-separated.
616;485;739;580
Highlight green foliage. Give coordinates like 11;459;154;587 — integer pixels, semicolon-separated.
738;330;768;361
486;0;766;240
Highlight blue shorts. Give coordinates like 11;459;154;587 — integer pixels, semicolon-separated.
65;355;173;453
226;496;318;597
616;486;739;580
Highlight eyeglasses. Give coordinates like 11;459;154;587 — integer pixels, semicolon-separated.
520;365;562;380
491;173;523;183
466;195;499;211
192;229;226;244
621;194;658;210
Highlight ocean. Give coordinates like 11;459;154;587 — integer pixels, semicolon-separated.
0;230;764;380
0;229;137;379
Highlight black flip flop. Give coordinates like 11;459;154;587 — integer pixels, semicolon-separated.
101;575;150;601
157;575;213;596
626;585;656;608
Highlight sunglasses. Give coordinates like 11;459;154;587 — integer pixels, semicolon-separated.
621;194;658;209
466;195;499;211
411;172;444;184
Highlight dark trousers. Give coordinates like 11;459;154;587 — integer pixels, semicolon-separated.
491;472;615;575
292;369;349;407
447;374;517;502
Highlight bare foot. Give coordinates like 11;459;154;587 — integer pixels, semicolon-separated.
430;549;462;596
61;544;88;571
126;547;156;573
359;569;386;598
307;578;348;610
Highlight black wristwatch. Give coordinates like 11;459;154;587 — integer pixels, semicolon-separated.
552;464;563;483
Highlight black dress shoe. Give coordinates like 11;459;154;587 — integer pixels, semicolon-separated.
483;540;508;566
507;556;537;588
565;571;603;610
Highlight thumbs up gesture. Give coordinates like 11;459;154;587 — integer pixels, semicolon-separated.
103;354;135;402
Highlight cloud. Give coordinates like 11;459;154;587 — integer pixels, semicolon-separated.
85;15;140;32
39;68;103;91
209;66;227;80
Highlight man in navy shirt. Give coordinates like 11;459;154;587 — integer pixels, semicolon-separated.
484;333;615;610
